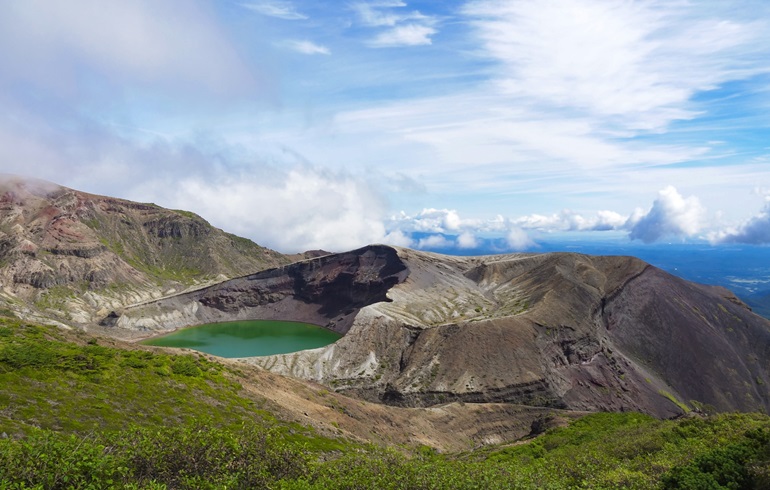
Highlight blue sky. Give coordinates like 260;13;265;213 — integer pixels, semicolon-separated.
1;0;770;253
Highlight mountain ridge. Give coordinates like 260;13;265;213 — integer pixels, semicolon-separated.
0;175;290;325
3;176;769;423
112;243;770;418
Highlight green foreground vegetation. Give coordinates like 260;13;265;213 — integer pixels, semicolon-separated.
1;316;769;489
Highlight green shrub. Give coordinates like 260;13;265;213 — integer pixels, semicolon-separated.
0;431;127;489
0;422;310;490
170;356;202;377
662;426;770;489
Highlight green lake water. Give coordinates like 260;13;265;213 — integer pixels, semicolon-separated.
141;320;342;358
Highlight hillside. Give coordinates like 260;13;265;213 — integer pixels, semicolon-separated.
0;175;289;325
2;315;770;488
115;245;770;418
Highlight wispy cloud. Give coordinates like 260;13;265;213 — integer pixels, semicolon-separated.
240;1;307;20
368;24;436;47
353;1;429;27
326;0;770;210
282;40;331;55
353;1;438;47
462;0;768;131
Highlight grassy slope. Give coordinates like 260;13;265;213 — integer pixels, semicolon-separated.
1;315;769;489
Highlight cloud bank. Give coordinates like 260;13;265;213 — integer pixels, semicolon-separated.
383;186;722;253
710;198;770;245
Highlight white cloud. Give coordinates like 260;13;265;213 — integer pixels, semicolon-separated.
628;186;705;243
594;210;628;231
386;208;537;252
457;232;479;249
382;229;414;248
325;0;769;200
390;208;499;234
241;1;307;20
368;24;436;47
709;198;770;244
461;0;767;131
417;234;453;249
163;168;389;253
515;209;627;232
353;1;415;27
507;228;534;251
283;40;331;55
354;1;438;47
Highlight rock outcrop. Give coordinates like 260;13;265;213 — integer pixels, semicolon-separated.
113;245;770;418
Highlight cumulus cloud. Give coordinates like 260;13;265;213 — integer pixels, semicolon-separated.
628;186;705;243
354;1;438;47
240;1;307;20
709;198;770;244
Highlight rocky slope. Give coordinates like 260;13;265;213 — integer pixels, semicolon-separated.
103;245;407;336
0;175;289;324
113;245;770;418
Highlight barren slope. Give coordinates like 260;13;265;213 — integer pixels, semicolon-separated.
112;245;770;418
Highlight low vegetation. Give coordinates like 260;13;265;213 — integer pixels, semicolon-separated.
1;315;769;489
